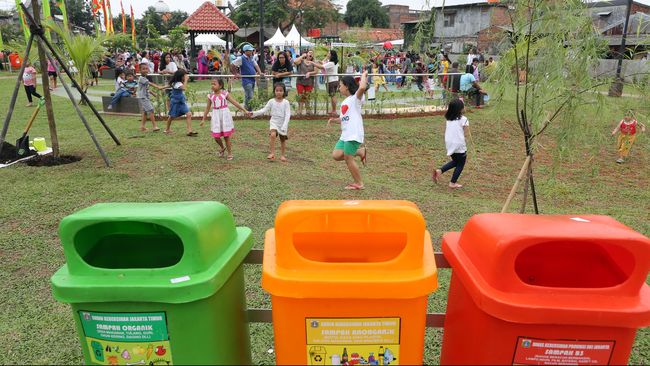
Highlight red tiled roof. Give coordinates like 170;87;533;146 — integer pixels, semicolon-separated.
181;2;239;32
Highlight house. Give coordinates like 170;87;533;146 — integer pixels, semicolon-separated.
383;5;424;30
402;0;509;54
587;0;650;58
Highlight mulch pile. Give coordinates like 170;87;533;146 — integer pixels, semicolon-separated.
26;155;82;167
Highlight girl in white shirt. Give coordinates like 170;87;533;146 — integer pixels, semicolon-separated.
252;83;292;162
311;50;340;115
433;98;469;189
327;70;368;190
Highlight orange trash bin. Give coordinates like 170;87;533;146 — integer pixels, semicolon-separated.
262;200;438;365
440;214;650;365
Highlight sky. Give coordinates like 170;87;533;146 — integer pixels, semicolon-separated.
2;0;650;17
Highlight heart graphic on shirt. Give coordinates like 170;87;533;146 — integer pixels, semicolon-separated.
341;105;349;115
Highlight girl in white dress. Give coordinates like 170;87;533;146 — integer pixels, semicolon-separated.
200;79;249;160
251;83;292;162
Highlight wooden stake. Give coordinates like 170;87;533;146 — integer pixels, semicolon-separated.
502;155;532;213
32;0;59;157
0;34;34;156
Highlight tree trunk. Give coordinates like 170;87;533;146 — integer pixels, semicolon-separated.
32;0;59;157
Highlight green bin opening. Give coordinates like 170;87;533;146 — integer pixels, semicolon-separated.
74;221;184;269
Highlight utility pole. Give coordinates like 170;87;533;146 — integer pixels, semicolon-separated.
259;0;265;72
608;0;633;97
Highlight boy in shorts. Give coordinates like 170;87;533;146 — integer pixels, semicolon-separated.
136;63;163;132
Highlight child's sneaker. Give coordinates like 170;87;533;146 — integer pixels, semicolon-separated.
616;158;624;164
107;104;113;110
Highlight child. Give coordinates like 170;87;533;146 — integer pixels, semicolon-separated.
252;83;292;162
135;62;161;132
114;70;126;93
611;110;646;163
164;69;197;136
327;70;368;190
433;98;469;189
199;79;249;161
108;71;137;110
22;60;42;107
46;58;57;90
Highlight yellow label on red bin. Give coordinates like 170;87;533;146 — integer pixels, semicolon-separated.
306;317;400;365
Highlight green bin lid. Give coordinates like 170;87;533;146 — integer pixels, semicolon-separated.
51;202;252;304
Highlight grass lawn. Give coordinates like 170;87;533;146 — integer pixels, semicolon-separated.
0;74;648;364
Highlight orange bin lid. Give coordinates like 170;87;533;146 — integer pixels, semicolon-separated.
442;213;650;328
262;200;437;299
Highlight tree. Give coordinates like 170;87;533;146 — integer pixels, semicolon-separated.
61;0;95;34
231;0;288;29
299;0;339;32
161;11;189;34
344;0;389;28
493;0;610;213
136;7;163;46
47;20;106;96
232;0;338;33
167;26;188;51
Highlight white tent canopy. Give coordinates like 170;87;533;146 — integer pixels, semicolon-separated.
264;28;287;47
193;33;227;49
284;25;314;48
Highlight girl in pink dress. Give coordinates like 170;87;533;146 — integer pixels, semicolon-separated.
200;79;250;160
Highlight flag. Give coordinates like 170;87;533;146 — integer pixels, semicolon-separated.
42;0;52;40
101;0;108;32
130;4;136;49
15;0;30;43
107;0;114;34
56;0;69;31
92;0;101;15
120;1;126;33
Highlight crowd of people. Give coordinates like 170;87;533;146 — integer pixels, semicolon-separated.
3;41;644;189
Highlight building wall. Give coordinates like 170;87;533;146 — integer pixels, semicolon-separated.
384;5;421;30
588;2;650;30
433;5;493;38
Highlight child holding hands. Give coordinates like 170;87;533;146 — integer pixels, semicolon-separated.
200;78;249;160
327;70;368;190
164;69;198;136
251;83;292;162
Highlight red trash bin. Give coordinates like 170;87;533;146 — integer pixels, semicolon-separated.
440;214;650;365
9;53;22;69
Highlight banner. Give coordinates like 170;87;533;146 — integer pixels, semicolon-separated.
42;0;52;40
101;0;108;32
107;0;114;34
15;0;30;43
56;0;69;31
130;4;136;49
92;0;101;15
120;0;126;33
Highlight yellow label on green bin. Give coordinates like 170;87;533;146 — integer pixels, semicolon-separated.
305;317;400;365
79;311;173;365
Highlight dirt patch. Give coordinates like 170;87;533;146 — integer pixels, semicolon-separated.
26;155;82;167
1;141;37;164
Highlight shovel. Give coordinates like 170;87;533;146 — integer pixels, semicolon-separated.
16;98;45;158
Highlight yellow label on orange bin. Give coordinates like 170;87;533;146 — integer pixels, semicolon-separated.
306;318;400;365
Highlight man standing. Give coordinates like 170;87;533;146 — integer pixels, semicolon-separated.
294;50;317;115
232;44;262;111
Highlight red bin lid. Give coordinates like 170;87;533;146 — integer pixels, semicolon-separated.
442;214;650;327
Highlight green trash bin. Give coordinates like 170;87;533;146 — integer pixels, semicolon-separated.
51;202;253;365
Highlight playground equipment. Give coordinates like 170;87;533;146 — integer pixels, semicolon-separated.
50;201;650;365
51;202;253;364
